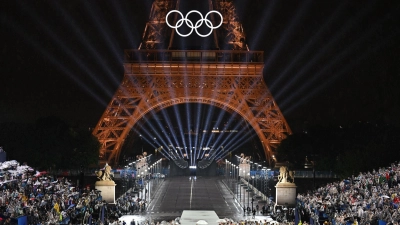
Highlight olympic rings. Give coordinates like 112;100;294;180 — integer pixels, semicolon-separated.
166;10;223;37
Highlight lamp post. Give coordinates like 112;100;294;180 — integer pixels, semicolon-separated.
227;161;231;187
247;172;250;189
251;196;254;212
144;168;150;199
155;161;158;186
146;170;149;200
149;165;153;200
267;168;271;206
225;159;228;181
259;167;266;213
239;168;241;198
141;171;144;199
232;164;235;194
254;163;258;194
230;162;233;187
158;159;161;185
243;169;246;207
247;173;251;208
238;168;241;199
137;174;141;198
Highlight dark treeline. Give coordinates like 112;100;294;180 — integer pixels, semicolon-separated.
0;116;99;170
1;116;399;177
276;121;400;178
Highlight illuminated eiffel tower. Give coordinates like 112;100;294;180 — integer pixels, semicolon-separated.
92;0;292;165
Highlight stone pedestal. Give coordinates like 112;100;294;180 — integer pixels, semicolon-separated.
239;163;250;179
275;182;297;207
95;180;116;204
136;158;148;177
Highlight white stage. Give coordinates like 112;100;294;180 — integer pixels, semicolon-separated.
119;215;147;225
119;212;277;224
180;210;220;225
119;211;220;225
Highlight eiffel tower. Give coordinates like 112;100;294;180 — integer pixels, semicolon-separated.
92;0;292;165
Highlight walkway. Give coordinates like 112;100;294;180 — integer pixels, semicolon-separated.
125;176;248;222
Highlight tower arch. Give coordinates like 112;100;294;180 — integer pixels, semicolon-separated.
93;0;292;165
92;52;291;165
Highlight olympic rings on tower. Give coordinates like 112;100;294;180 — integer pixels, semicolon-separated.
166;10;223;37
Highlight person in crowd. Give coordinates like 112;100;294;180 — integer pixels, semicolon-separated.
296;162;400;225
3;158;400;225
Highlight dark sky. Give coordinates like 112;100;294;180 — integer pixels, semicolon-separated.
1;0;400;132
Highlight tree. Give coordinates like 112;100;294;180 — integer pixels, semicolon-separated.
276;122;400;178
0;116;99;170
276;133;313;169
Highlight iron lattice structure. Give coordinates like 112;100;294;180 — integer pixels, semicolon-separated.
92;0;292;165
213;0;247;50
139;0;176;49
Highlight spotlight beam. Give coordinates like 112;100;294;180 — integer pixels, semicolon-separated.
131;129;175;161
172;104;189;158
214;129;257;159
248;1;277;50
284;30;400;114
3;19;107;106
269;1;347;92
51;1;122;87
212;116;261;160
83;1;123;67
108;1;138;48
185;103;194;165
16;1;114;98
203;112;248;158
158;107;183;157
274;0;379;102
264;0;313;70
132;113;177;159
280;11;398;110
81;1;124;63
153;74;182;152
194;104;203;161
198;113;217;160
157;150;171;160
203;107;229;149
192;77;210;161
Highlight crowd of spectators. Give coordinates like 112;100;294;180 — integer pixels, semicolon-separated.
296;162;400;225
3;158;400;225
0;160;149;225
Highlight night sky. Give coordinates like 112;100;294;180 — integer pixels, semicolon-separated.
1;0;400;132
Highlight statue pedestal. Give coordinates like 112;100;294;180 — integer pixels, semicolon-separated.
95;180;116;204
275;182;297;207
239;163;250;179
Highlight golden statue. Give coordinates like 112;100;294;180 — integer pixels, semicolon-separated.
96;163;113;181
278;166;295;183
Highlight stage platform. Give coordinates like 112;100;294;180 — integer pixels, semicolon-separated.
180;210;219;225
